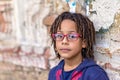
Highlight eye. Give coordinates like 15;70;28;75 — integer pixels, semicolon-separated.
55;33;63;38
69;34;78;39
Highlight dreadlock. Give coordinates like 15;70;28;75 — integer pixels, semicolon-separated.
50;12;95;59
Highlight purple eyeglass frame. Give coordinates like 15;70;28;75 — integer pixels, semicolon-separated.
52;33;82;41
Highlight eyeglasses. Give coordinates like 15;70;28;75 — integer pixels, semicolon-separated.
52;33;82;41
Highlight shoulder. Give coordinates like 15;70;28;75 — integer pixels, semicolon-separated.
84;65;109;80
48;60;64;79
48;66;58;80
49;66;58;74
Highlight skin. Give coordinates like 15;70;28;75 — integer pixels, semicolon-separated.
56;19;86;71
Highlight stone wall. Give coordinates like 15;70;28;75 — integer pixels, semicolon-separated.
90;0;120;79
0;0;120;80
0;61;49;80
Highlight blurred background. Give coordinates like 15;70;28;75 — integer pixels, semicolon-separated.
0;0;120;80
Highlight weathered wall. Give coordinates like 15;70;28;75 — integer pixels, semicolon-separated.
0;0;120;80
90;0;120;79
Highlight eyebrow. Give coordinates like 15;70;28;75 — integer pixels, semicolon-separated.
57;31;77;33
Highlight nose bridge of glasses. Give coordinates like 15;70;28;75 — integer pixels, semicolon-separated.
62;34;69;41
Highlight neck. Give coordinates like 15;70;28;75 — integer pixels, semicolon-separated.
64;55;83;71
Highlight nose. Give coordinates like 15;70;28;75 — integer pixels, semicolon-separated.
62;36;68;43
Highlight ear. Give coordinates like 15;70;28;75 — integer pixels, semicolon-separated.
82;39;86;48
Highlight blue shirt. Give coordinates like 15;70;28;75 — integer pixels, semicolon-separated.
63;69;74;79
48;58;109;80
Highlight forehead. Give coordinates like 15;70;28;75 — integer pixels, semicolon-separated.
57;19;77;32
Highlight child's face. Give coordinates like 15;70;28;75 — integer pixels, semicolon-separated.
55;19;86;60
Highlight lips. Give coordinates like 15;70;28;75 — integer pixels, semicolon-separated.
60;48;71;53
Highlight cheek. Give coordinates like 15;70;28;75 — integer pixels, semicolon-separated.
72;43;81;48
56;41;61;48
71;41;82;50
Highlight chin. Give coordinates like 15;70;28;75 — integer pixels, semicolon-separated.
61;55;72;59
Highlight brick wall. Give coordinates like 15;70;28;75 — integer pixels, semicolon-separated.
0;0;120;80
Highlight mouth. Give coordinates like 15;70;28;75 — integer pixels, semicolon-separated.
60;48;71;53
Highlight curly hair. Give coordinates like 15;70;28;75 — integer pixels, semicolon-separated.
50;12;95;59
